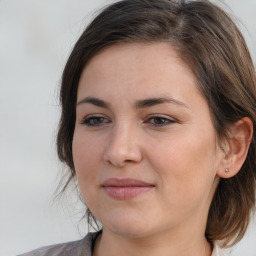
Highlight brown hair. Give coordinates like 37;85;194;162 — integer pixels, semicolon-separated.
57;0;256;247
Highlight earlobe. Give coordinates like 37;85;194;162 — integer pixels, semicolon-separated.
217;117;253;179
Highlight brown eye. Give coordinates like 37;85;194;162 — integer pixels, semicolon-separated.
147;115;175;127
81;115;110;127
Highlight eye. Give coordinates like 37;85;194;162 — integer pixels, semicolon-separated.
81;115;110;127
146;115;176;127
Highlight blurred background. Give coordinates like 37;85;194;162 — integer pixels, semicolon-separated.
0;0;255;255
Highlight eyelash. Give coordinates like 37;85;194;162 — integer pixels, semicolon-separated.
81;115;110;127
81;114;176;127
146;114;176;126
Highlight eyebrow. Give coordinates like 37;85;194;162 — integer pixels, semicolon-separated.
76;96;189;109
77;97;110;108
135;97;189;109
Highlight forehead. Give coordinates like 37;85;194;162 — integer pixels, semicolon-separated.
78;42;198;98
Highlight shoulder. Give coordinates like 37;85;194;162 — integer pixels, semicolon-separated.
18;231;101;256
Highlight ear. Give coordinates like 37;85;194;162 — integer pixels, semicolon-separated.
217;117;253;178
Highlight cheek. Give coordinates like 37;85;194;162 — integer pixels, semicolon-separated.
148;131;218;201
72;127;106;166
72;130;104;196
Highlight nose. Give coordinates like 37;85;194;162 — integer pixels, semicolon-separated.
103;123;143;168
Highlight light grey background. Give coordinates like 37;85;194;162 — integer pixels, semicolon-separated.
0;0;255;255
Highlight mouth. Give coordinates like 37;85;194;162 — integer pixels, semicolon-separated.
101;178;155;200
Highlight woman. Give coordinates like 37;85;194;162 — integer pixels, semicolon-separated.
20;0;256;255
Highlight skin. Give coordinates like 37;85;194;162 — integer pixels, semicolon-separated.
72;42;244;256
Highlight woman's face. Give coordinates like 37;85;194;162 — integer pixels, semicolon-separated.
73;42;225;238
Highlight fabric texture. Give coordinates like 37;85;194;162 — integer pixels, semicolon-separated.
18;231;228;256
18;231;101;256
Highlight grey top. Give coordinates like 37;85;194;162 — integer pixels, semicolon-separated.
18;230;228;256
18;231;101;256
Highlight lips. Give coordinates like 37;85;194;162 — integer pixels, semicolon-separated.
102;178;154;200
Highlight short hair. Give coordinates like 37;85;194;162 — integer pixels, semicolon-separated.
56;0;256;247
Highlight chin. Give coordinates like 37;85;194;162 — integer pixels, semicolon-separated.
100;210;153;238
107;224;151;239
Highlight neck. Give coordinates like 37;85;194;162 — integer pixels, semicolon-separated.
93;227;212;256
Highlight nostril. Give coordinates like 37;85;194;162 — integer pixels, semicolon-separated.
103;145;143;167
